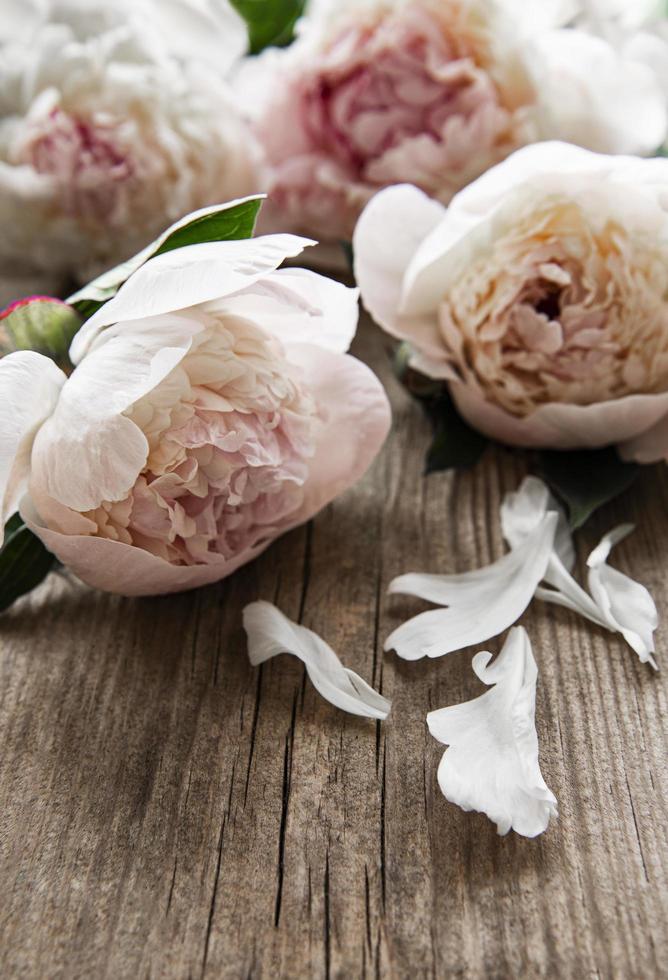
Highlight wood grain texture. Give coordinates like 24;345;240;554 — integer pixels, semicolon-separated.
1;313;667;979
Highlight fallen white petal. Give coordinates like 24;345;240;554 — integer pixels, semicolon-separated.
535;551;610;629
587;525;659;668
0;350;66;540
243;601;390;719
385;512;557;659
427;627;558;838
501;475;575;571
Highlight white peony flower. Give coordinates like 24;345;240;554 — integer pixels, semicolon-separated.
427;626;558;837
0;0;259;301
243;601;391;718
0;221;391;596
355;143;668;461
386;476;659;666
569;1;668;149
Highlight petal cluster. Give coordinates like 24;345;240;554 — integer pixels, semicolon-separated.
387;476;658;667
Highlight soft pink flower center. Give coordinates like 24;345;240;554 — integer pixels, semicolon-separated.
438;200;668;415
260;3;532;236
302;22;495;171
16;107;136;225
84;318;318;565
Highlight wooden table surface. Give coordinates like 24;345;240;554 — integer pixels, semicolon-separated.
1;313;667;979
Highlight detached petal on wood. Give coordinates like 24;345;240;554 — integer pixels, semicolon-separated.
427;627;558;838
384;512;558;659
587;525;659;669
243;601;391;719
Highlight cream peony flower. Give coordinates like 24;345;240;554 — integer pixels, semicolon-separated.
241;0;666;242
0;227;391;596
0;0;259;301
355;142;668;461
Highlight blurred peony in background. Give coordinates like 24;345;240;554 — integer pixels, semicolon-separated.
2;0;668;296
0;0;261;303
240;0;668;244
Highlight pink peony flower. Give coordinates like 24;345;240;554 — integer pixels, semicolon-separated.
354;142;668;461
0;228;391;595
243;0;666;242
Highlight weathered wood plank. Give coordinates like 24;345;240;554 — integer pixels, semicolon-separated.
0;314;666;979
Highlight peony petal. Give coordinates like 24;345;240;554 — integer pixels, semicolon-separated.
242;601;390;719
534;551;610;629
68;197;267;360
500;480;621;630
284;343;392;526
70;235;316;360
427;627;557;837
21;493;277;595
618;410;668;463
385;512;558;660
400;142;611;317
32;313;204;511
353;184;452;377
204;267;359;353
0;351;66;541
530;29;667;155
451;382;668;451
148;0;248;72
500;475;575;571
22;344;390;597
0;0;42;42
587;525;659;667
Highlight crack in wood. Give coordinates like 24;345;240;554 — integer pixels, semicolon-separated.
274;693;297;928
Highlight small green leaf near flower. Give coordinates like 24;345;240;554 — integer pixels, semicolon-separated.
424;395;489;474
68;196;265;320
537;447;641;529
231;0;305;54
0;515;56;614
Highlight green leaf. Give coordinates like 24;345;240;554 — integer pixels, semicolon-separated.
231;0;305;53
537;447;641;529
424;395;489;474
0;515;56;613
68;196;264;319
393;342;443;400
340;240;354;275
0;297;81;366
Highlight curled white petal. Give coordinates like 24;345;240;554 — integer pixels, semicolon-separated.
0;351;66;541
587;525;659;668
74;235;315;341
385;512;558;660
427;627;557;837
243;601;391;719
